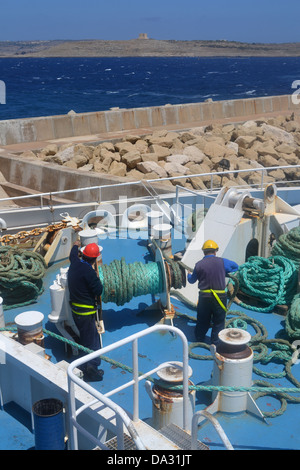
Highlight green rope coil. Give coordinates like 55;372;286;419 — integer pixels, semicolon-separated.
266;226;300;339
285;293;300;340
98;258;165;306
233;255;298;312
0;246;46;309
98;256;187;306
271;226;300;268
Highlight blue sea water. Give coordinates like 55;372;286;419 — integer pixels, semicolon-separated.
0;56;300;121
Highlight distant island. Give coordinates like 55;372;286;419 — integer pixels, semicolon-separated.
0;38;300;57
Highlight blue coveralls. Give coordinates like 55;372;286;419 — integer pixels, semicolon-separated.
188;255;238;344
68;245;103;371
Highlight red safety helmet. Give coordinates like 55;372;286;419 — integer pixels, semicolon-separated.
82;243;100;258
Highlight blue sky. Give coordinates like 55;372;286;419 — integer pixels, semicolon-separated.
1;0;299;43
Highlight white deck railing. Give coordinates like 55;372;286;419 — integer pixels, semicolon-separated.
67;324;189;451
0;164;299;210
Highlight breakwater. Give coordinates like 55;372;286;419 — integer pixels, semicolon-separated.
0;94;298;147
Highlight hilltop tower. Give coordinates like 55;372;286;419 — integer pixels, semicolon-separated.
138;33;149;39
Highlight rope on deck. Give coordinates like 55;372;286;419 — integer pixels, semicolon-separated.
0;246;46;310
98;256;185;306
271;226;300;268
230;255;298;313
2;228;300;418
2;309;300;419
1;324;300;399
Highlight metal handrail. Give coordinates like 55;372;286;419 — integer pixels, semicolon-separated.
1;164;299;208
191;411;234;450
67;324;190;451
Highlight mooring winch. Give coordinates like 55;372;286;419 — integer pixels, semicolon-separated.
145;361;195;431
199;328;265;424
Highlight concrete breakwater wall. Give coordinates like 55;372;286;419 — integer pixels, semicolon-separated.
0;94;298;146
0;152;172;205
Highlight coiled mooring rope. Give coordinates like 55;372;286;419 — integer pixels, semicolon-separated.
230;255;298;313
271;226;300;268
285;293;300;340
98;257;186;306
98;258;164;306
0;246;46;309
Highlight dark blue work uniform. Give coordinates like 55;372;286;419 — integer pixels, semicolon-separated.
68;245;103;371
188;255;238;344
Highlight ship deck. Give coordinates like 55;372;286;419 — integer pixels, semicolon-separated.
1;227;300;451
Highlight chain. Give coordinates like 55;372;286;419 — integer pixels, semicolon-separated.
0;220;78;245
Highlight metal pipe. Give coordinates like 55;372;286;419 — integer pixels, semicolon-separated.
0;218;7;230
191;411;234;450
132;338;139;422
0;297;4;329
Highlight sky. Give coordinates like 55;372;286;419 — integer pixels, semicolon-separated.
1;0;299;44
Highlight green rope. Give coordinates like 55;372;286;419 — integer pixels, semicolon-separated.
2;316;300;420
0;246;46;309
271;226;300;268
98;258;164;306
285;293;300;340
176;308;300;417
232;255;298;312
1;325;300;398
98;257;186;306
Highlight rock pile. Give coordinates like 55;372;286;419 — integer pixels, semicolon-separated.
21;114;300;190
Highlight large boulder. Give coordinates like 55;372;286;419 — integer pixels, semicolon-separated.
121;151;142;169
165;154;190;165
110;161;127;177
164;162;190;176
261;124;295;145
148;144;172;160
203;141;225;159
182;145;205;163
114;141;135;156
137;161;168;178
235;135;257;149
44;145;76;164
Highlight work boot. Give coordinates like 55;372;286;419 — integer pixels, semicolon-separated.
84;365;104;382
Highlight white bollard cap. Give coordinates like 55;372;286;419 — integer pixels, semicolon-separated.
15;311;44;332
218;328;251;346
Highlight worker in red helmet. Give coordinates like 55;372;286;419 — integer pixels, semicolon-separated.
68;240;104;381
187;240;238;345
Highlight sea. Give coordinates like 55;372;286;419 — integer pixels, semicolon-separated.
0;56;300;121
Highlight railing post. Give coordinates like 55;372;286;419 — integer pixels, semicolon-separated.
132;338;139;422
67;376;78;450
116;414;125;450
260;170;265;189
191;411;234;450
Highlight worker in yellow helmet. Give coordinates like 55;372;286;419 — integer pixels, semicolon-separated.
187;240;238;345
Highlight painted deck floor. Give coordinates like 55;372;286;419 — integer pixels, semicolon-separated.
2;231;300;450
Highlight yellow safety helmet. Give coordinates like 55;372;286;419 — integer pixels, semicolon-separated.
202;240;219;251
